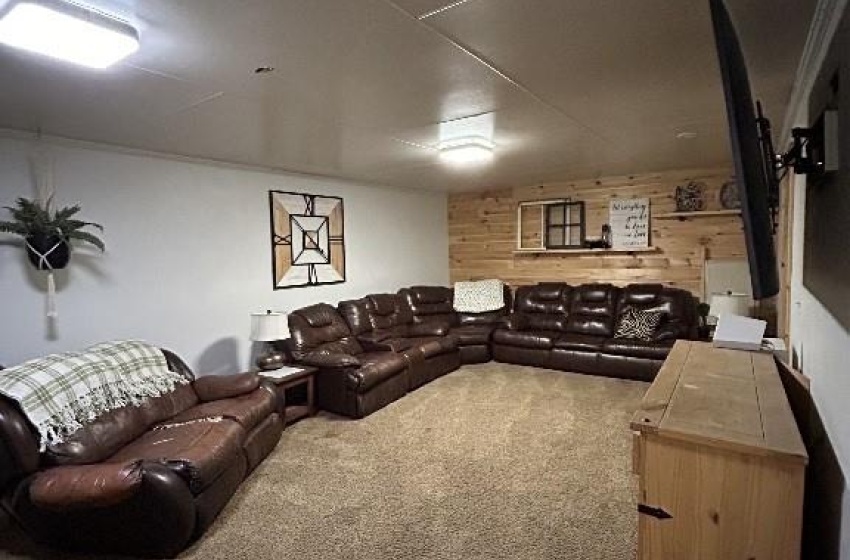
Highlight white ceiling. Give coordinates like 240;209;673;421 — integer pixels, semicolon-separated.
0;0;817;191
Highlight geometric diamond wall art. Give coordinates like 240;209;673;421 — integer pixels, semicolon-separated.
269;191;346;289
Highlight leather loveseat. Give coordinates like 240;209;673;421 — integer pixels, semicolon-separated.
492;282;698;381
288;295;461;419
399;284;512;364
340;293;460;390
0;349;283;557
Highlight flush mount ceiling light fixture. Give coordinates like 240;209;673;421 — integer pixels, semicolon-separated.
438;135;495;165
0;0;139;69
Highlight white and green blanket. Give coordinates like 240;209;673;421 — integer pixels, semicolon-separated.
0;340;189;450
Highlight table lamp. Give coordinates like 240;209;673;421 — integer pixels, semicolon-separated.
708;292;750;325
250;310;289;371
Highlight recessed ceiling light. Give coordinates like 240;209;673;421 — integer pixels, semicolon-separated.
676;131;699;140
438;136;495;165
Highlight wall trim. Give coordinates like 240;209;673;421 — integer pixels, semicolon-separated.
780;0;849;139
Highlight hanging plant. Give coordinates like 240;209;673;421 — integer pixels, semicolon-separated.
0;197;104;270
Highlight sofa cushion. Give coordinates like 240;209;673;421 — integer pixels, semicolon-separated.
565;283;619;337
289;303;363;357
399;286;458;327
107;420;245;495
451;324;495;346
404;336;457;358
553;333;606;352
602;339;674;361
492;329;559;349
169;389;275;433
348;352;407;392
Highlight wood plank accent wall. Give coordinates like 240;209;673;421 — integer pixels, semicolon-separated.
449;167;744;298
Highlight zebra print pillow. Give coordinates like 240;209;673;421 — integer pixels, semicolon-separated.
614;308;664;341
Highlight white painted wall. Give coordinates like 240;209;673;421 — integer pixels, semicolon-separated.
0;136;449;373
785;1;850;556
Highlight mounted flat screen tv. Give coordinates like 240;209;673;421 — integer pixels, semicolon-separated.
709;0;780;299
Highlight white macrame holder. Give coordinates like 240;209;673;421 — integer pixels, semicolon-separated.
30;148;59;319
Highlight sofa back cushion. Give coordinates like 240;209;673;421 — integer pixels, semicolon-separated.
513;283;571;331
337;298;372;336
566;283;620;337
616;284;697;341
289;303;363;357
363;294;413;333
399;286;458;327
45;382;199;466
457;284;513;326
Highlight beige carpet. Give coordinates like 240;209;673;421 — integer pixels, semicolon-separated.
0;363;648;560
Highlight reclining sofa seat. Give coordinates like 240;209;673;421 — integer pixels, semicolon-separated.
399;284;513;364
288;303;409;419
551;283;621;374
599;283;699;380
492;283;574;367
340;293;461;390
0;349;283;558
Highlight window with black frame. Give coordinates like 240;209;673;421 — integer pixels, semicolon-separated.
545;201;585;249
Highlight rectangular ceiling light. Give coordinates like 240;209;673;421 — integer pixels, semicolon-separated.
0;0;139;69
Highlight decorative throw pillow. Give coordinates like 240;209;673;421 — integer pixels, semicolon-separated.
614;308;664;341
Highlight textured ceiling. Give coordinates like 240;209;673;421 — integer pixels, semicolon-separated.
0;0;817;191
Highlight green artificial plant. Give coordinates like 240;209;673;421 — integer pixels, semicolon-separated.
0;196;105;251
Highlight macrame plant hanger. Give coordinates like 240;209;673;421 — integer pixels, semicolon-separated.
28;143;59;319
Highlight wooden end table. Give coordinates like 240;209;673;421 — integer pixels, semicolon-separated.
258;365;317;425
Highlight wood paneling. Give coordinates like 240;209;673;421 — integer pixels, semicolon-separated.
449;167;745;297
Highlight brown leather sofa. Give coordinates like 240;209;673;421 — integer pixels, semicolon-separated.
492;283;698;381
399;285;512;364
288;295;461;419
341;293;460;390
0;349;283;558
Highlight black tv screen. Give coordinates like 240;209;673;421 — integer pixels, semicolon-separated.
709;0;780;299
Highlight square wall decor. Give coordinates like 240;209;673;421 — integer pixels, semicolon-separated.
269;191;346;289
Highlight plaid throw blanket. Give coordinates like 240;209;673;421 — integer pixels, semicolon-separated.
453;279;505;313
0;340;189;450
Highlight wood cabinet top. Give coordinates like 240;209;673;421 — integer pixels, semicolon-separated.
631;340;808;463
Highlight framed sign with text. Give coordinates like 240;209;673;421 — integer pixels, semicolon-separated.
609;198;650;249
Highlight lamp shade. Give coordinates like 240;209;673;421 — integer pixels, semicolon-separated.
708;293;750;323
249;312;289;342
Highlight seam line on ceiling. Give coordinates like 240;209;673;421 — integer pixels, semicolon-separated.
381;0;610;145
418;0;476;20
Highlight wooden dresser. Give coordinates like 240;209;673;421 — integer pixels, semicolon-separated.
631;340;807;560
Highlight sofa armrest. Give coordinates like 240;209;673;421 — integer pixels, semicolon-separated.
406;321;450;337
193;372;260;402
29;461;146;509
299;350;361;369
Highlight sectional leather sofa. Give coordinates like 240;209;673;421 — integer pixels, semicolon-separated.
288;281;698;418
0;349;283;557
492;282;698;381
